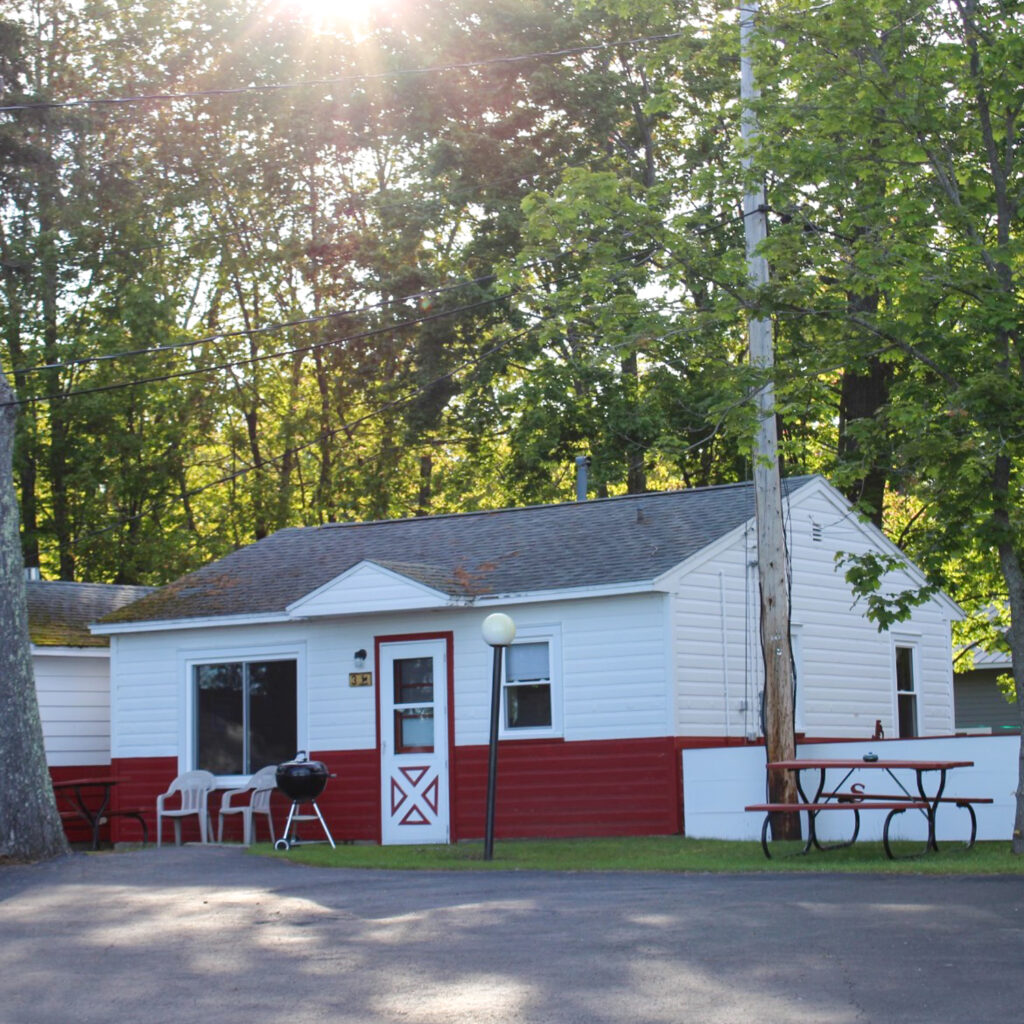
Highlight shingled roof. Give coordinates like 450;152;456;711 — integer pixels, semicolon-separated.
101;477;816;626
27;581;154;647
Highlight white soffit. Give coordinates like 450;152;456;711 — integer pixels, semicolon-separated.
286;560;451;617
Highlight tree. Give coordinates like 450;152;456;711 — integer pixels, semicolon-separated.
0;367;68;861
750;0;1024;849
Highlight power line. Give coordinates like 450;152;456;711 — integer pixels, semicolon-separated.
1;294;510;408
0;32;687;114
15;271;504;375
74;319;538;543
8;239;679;394
26;157;606;267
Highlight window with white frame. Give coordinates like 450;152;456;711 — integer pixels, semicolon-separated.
193;658;297;775
894;644;918;738
501;629;561;737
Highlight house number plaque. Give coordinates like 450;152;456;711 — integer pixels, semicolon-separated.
349;672;373;687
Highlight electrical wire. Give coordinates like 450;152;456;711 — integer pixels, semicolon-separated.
0;32;688;114
5;237;691;402
1;293;509;408
73;318;539;543
14;271;506;375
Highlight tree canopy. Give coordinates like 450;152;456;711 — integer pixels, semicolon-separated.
3;0;1024;849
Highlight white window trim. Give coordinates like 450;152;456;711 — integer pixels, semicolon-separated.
892;638;919;739
499;624;562;740
179;642;307;785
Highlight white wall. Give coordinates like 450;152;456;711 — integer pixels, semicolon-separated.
682;736;1016;842
33;650;111;767
668;481;956;740
108;590;674;771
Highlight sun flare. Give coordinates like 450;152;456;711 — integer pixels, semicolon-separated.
277;0;395;37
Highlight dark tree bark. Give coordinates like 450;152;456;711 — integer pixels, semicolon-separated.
838;289;891;529
0;369;68;862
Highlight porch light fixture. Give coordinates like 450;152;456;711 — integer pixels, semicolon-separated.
482;612;516;860
353;649;367;669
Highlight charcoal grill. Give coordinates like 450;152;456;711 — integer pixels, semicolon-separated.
273;752;337;851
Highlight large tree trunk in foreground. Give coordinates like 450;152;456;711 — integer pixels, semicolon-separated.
0;369;68;862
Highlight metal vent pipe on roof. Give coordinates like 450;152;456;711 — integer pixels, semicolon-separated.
575;455;591;502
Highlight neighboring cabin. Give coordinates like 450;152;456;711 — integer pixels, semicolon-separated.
28;580;154;780
954;649;1019;734
92;475;962;845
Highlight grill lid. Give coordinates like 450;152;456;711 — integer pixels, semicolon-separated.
275;751;329;800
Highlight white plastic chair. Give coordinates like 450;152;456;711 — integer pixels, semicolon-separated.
217;765;278;845
155;770;216;847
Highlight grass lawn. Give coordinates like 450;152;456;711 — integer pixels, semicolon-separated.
250;835;1024;874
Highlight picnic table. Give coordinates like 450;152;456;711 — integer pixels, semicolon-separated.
52;777;149;850
745;757;991;859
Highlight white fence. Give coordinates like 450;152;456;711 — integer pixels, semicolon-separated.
682;736;1018;842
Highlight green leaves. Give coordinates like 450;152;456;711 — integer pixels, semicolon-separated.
836;550;940;631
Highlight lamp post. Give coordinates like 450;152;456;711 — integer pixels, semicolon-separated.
481;612;516;860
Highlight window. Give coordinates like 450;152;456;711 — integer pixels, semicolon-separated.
895;645;918;738
504;642;551;729
194;659;297;775
501;629;561;737
393;655;435;753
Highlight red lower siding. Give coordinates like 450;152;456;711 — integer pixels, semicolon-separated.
106;751;381;846
451;736;682;840
306;749;379;843
110;756;179;845
107;738;683;845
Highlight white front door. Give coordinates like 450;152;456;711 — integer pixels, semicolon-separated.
379;638;450;844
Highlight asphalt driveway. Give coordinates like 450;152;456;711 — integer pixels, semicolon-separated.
0;846;1021;1024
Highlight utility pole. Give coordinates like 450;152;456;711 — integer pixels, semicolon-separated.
740;0;799;836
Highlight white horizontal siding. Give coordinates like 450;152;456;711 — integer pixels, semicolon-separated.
669;482;955;739
111;594;673;766
791;489;954;737
291;563;447;616
33;653;110;766
672;540;756;737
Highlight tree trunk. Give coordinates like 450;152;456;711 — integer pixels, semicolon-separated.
38;162;74;580
416;453;432;517
993;453;1024;853
621;350;648;494
742;0;798;837
0;369;69;862
838;291;891;529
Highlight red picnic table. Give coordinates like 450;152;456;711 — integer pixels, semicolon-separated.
746;757;989;859
52;777;148;850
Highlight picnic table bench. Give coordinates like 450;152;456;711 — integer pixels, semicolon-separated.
745;758;991;860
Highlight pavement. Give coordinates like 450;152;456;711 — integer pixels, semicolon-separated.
1;846;1022;1024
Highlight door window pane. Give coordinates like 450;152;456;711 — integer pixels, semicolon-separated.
395;708;434;752
394;657;433;704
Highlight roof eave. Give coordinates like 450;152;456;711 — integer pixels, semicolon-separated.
31;644;110;657
90;611;297;636
471;580;664;606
